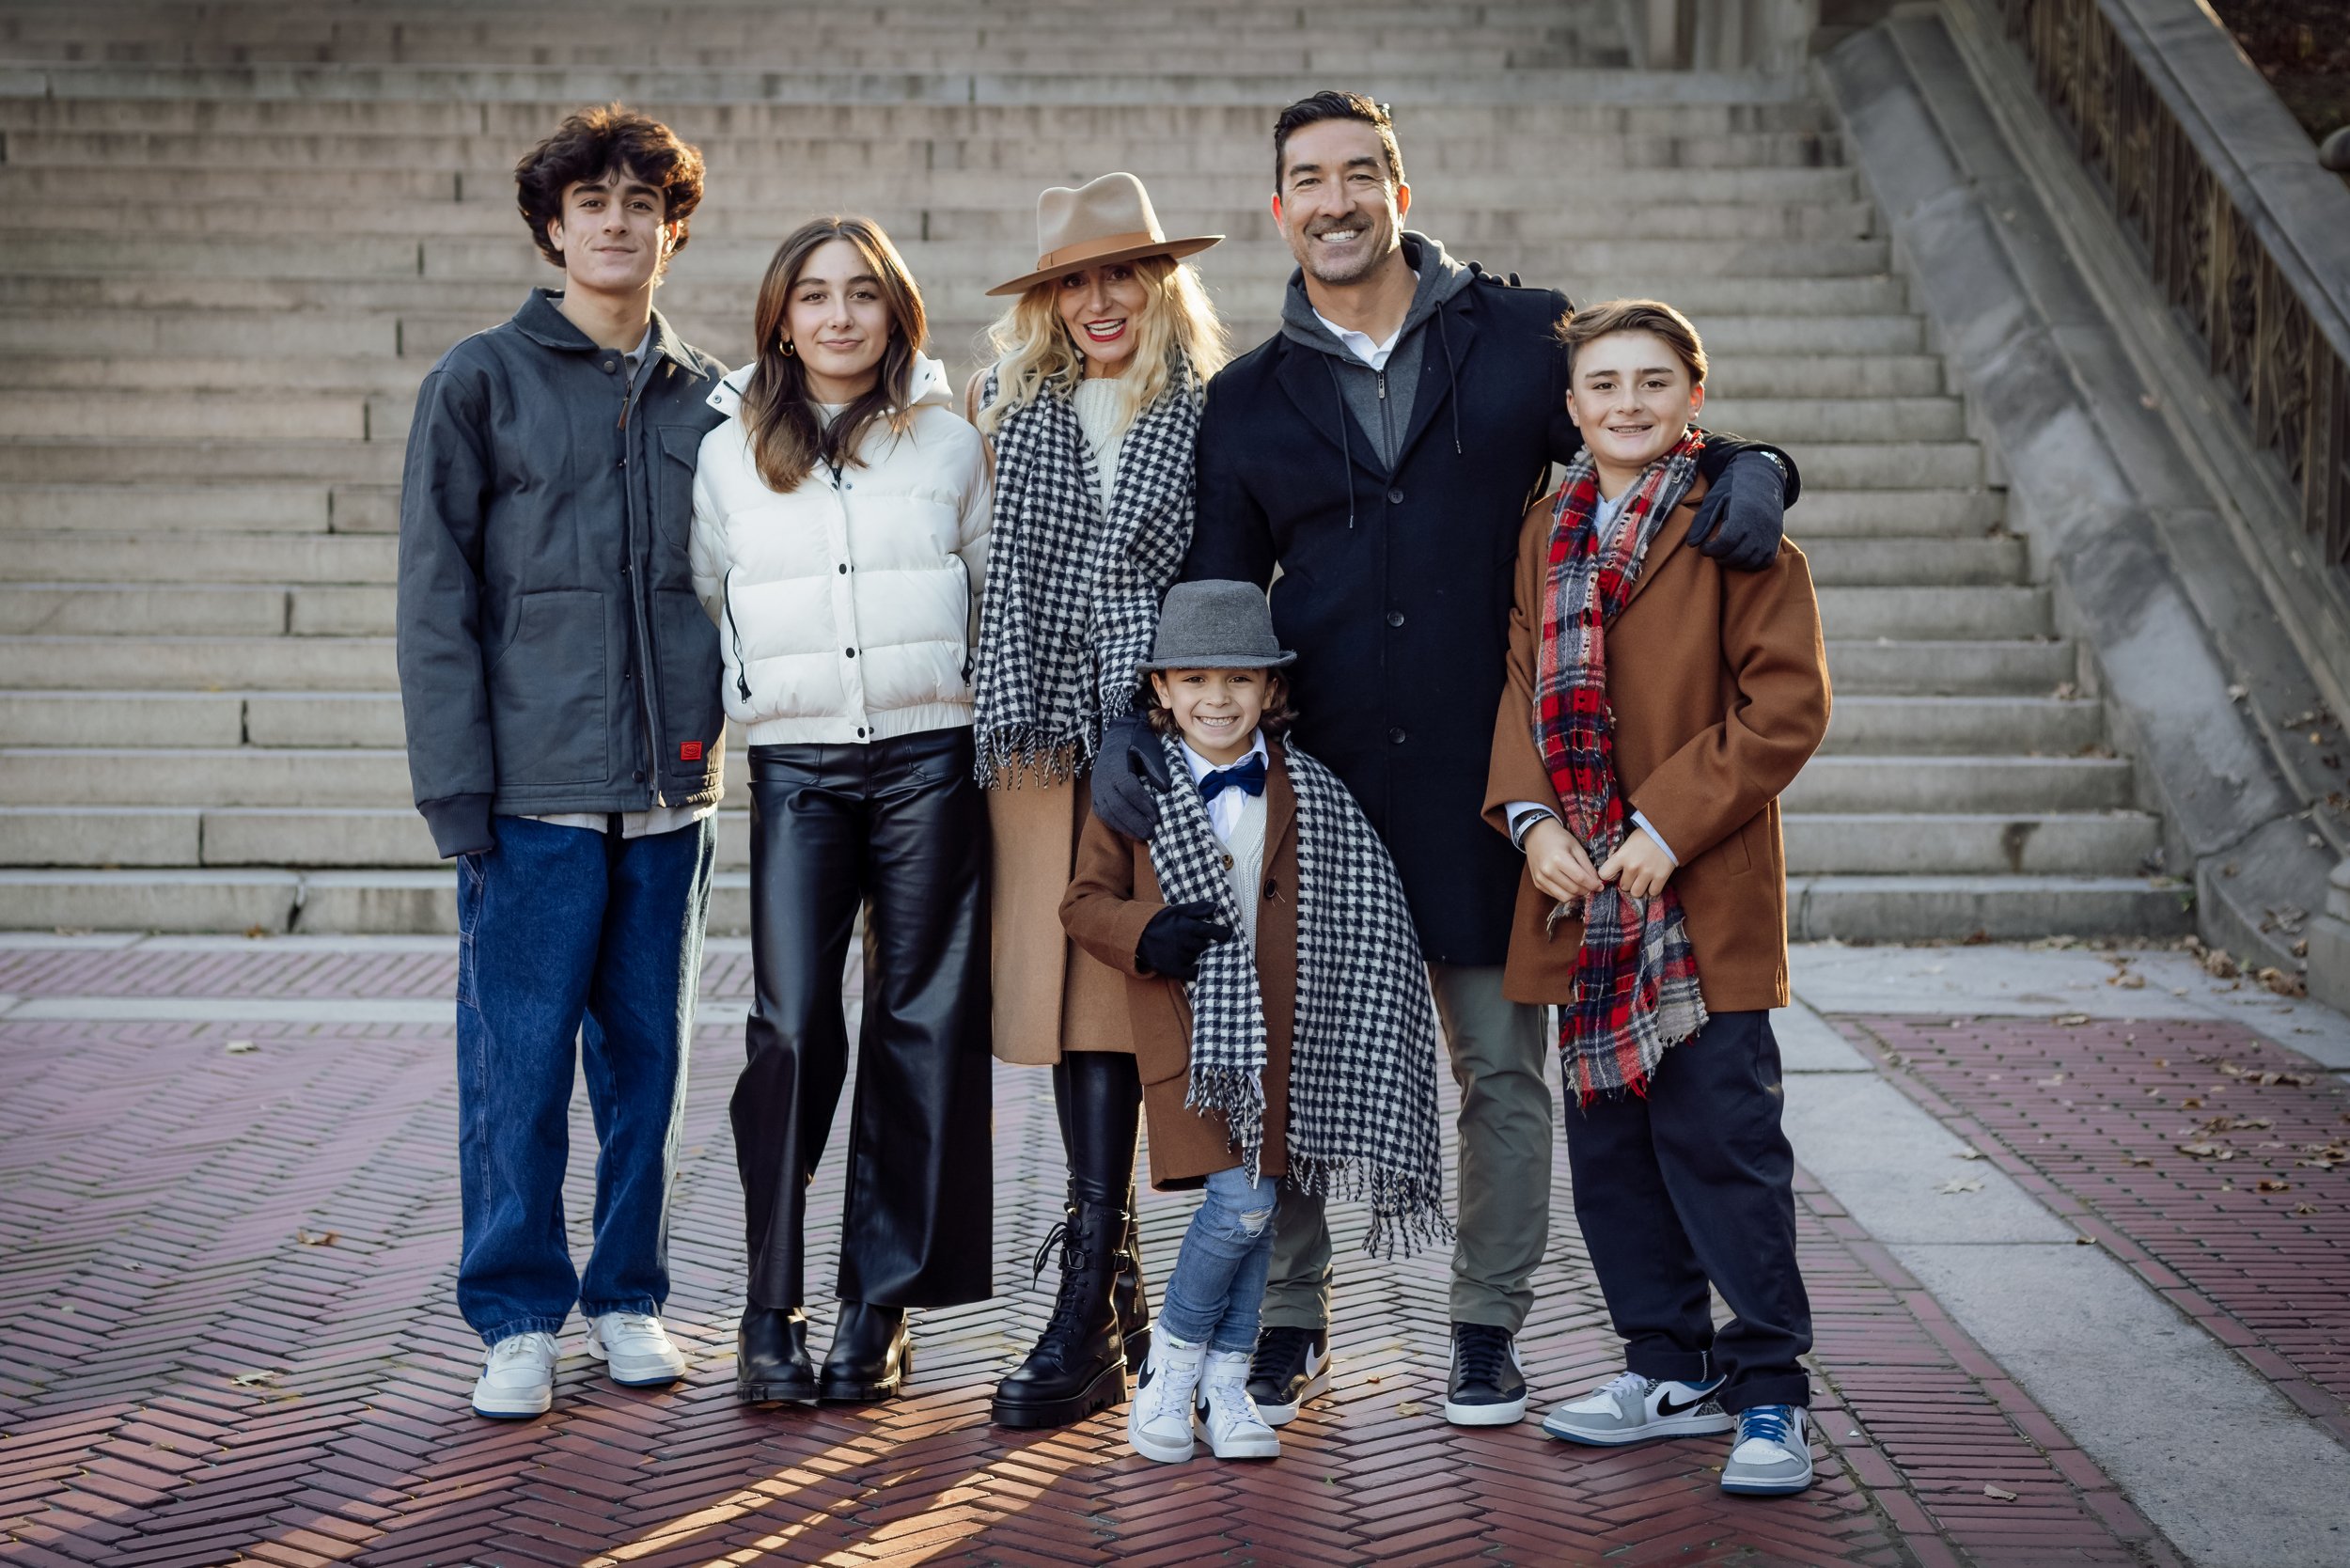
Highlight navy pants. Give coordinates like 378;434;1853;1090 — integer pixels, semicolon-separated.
453;813;714;1345
1562;1010;1811;1412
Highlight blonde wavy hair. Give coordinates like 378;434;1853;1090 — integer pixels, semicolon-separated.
975;255;1229;435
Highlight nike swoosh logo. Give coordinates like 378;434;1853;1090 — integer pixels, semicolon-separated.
1655;1389;1710;1417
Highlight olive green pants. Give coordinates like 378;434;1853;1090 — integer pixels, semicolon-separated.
1261;964;1552;1333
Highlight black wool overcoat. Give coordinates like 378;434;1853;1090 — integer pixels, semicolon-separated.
1183;272;1577;966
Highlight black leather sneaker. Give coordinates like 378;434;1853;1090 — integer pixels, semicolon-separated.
1444;1322;1528;1426
1245;1324;1331;1427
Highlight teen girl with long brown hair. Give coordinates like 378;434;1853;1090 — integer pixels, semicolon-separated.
690;215;993;1407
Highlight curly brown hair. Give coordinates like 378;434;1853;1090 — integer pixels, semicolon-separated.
1139;669;1298;741
514;104;706;269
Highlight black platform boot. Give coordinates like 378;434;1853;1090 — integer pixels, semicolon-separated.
819;1301;912;1403
737;1305;818;1403
990;1196;1128;1428
1112;1184;1152;1363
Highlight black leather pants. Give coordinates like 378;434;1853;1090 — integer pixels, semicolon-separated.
1055;1049;1141;1206
732;728;994;1312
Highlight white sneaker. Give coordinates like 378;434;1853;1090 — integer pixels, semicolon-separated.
1196;1349;1280;1459
586;1311;687;1387
1543;1370;1734;1447
472;1331;557;1419
1126;1330;1206;1463
1720;1404;1815;1496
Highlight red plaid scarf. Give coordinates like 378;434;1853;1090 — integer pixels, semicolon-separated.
1533;430;1710;1101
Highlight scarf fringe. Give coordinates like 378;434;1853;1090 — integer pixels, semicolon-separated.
974;726;1089;789
1287;1156;1455;1261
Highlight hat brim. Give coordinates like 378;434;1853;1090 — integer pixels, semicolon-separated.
985;234;1224;297
1135;650;1297;673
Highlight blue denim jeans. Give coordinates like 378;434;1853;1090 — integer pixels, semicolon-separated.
453;813;714;1345
1157;1165;1278;1355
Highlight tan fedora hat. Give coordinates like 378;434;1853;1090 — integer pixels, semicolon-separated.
985;171;1222;297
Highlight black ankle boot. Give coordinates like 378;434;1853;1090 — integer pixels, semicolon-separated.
737;1305;817;1403
991;1199;1128;1429
1112;1197;1152;1362
819;1301;911;1403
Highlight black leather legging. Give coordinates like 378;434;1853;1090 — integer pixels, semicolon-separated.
731;728;993;1311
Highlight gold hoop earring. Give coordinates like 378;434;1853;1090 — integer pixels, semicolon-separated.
780;339;796;357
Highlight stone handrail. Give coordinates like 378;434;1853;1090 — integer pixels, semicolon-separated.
1998;0;2350;599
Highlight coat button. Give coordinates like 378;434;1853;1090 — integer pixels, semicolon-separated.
1388;727;1406;745
1221;853;1234;870
1386;609;1403;627
1386;487;1404;504
857;727;868;738
633;769;645;781
846;647;857;658
838;563;848;573
602;360;617;373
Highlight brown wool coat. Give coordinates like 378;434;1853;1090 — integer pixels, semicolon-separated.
987;770;1138;1066
1483;477;1831;1012
1060;744;1298;1190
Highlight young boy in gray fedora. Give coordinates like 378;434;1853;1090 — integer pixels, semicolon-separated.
1061;580;1449;1466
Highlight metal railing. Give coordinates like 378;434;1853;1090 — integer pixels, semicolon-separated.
1999;0;2350;575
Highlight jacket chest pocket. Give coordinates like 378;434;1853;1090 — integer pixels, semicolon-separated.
653;423;705;552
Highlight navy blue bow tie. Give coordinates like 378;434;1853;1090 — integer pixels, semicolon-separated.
1198;753;1267;804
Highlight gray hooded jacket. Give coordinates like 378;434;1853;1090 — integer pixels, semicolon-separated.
1278;231;1479;472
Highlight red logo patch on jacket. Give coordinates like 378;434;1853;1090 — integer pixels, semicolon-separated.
680;741;704;762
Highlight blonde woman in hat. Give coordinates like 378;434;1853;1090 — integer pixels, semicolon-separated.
964;172;1230;1431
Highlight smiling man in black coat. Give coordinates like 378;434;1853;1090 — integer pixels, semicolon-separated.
1098;90;1796;1432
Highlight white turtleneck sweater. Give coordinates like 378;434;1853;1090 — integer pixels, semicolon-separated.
1071;376;1129;514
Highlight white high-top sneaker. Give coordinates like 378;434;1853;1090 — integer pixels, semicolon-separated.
1196;1349;1280;1459
472;1331;558;1419
586;1311;688;1387
1126;1329;1207;1463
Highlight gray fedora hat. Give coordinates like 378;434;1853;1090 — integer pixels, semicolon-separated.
1136;580;1296;672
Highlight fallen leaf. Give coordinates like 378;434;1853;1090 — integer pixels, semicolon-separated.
2109;972;2146;989
2054;1015;2089;1027
1984;1482;2018;1501
225;1041;258;1056
295;1230;338;1247
2295;1203;2321;1215
2178;1142;2221;1158
1395;1400;1426;1418
2124;1155;2154;1167
231;1370;280;1388
1952;1148;1987;1161
2258;1180;2291;1193
2182;1097;2204;1109
1937;1177;1984;1194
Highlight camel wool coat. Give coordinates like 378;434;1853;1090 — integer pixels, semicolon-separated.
1483;476;1830;1011
1061;743;1299;1189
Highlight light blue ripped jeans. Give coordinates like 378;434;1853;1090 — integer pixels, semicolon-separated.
1157;1165;1279;1354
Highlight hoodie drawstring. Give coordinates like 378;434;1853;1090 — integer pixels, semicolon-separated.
1324;355;1357;530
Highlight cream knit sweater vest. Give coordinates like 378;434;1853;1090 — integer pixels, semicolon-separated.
1216;791;1268;953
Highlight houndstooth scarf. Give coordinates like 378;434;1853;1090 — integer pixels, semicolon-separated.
1536;430;1711;1103
972;367;1200;784
1147;732;1449;1258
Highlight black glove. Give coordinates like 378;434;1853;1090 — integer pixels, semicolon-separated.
1135;899;1234;982
1685;448;1792;572
1089;713;1172;840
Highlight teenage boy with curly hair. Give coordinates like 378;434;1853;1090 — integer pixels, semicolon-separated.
397;105;730;1419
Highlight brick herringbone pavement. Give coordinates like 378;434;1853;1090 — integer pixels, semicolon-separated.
0;943;2172;1566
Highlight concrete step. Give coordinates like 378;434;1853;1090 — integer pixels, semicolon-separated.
1784;812;2162;875
0;532;395;583
0;443;401;484
0;692;404;748
0;868;755;935
1819;695;2103;755
1792;444;1982;491
1794;491;2002;537
1816;586;2049;640
0;390;365;441
1783;755;2135;814
1824;638;2076;696
0;804;760;870
0;584;399;636
1798;538;2023;587
1787;874;2191;942
0;636;396;690
0;745;753;807
0;483;342;532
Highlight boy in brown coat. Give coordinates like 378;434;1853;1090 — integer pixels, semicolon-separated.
1066;580;1448;1466
1483;302;1830;1495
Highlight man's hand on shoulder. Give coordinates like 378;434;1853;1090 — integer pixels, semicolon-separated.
1090;713;1171;840
1686;448;1794;572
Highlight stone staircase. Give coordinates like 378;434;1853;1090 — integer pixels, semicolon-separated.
0;0;2187;939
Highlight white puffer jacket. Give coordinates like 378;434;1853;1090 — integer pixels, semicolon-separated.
690;355;991;745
